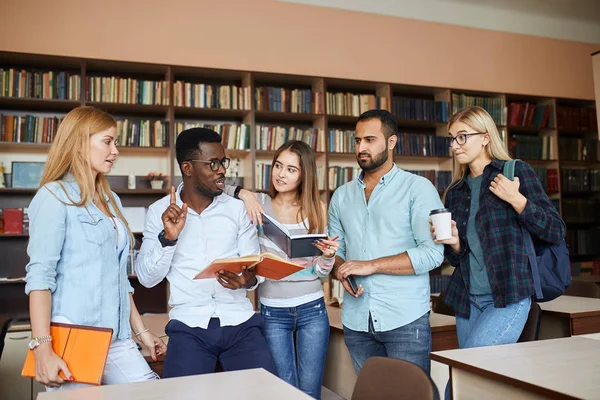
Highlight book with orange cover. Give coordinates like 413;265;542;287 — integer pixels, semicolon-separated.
22;323;113;386
194;252;304;280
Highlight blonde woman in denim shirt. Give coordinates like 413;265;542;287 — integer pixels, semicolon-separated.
24;106;166;391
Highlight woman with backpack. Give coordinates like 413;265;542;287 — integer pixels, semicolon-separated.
430;106;566;396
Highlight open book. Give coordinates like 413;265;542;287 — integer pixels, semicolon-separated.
262;213;327;258
194;252;305;280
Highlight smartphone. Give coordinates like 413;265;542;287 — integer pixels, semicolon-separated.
347;275;358;295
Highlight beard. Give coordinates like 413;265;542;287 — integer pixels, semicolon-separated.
357;146;389;172
194;176;224;198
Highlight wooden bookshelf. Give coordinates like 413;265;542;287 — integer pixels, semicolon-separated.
0;50;598;310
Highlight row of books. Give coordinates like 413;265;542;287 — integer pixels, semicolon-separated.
0;68;80;100
326;93;386;117
255;87;317;114
256;125;325;152
175;122;251;151
255;163;326;191
507;102;551;128
562;199;600;224
391;97;450;122
571;261;600;276
0;114;63;144
328;129;355;153
532;167;560;193
557;106;597;133
406;170;452;191
509;135;557;160
561;169;600;194
116;120;169;148
452;93;507;126
558;138;600;161
566;229;600;256
0;208;29;235
395;133;451;157
85;76;170;106
328;166;362;191
174;82;251;110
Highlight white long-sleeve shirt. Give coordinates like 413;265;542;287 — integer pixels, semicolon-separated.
135;183;262;328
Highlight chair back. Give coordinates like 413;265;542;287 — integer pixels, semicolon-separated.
351;357;439;400
518;303;542;342
0;316;14;361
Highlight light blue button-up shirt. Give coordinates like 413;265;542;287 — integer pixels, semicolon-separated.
328;164;444;332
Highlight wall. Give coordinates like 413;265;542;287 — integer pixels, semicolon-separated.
0;0;597;100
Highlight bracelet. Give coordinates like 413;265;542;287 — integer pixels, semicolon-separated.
134;328;150;337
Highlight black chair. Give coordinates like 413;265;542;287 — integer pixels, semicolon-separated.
518;303;542;342
0;316;14;361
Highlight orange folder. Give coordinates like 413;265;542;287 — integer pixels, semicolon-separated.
22;323;113;386
194;252;304;280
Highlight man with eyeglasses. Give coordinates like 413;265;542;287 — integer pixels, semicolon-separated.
135;127;276;378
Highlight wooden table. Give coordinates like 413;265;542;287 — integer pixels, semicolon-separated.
431;337;600;400
37;368;312;400
323;305;457;400
539;295;600;339
139;307;457;400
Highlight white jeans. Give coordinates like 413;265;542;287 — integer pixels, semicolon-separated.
46;338;159;391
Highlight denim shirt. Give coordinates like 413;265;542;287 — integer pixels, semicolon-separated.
24;177;134;340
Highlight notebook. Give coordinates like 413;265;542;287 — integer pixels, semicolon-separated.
261;213;327;258
194;252;305;280
22;323;113;386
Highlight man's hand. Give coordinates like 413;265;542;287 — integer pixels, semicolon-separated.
216;266;258;290
161;186;188;241
337;260;376;279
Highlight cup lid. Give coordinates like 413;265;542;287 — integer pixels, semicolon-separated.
429;208;450;215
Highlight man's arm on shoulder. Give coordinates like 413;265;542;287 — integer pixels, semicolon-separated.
135;204;176;288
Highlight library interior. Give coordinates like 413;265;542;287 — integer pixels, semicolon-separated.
1;0;600;399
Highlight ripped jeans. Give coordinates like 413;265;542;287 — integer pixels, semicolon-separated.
260;297;330;400
46;338;159;391
343;311;431;376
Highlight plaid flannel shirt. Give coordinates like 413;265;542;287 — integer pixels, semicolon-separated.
443;159;566;318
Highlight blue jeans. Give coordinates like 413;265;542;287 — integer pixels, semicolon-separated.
343;311;431;376
260;297;330;400
445;294;531;399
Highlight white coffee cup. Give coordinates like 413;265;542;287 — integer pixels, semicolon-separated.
430;208;452;241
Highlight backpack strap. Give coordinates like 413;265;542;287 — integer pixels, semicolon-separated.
502;159;544;300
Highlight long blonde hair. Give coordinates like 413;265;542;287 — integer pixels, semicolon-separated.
268;140;325;234
445;106;512;196
40;106;134;246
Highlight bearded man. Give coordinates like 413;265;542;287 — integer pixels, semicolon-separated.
328;109;444;376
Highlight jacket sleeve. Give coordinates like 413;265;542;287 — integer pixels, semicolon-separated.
515;161;566;244
25;184;67;294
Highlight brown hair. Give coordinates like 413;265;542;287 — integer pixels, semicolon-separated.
268;140;325;234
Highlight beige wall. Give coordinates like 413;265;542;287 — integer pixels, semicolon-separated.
0;0;597;100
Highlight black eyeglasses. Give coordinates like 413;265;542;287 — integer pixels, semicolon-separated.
187;157;230;171
448;132;485;147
